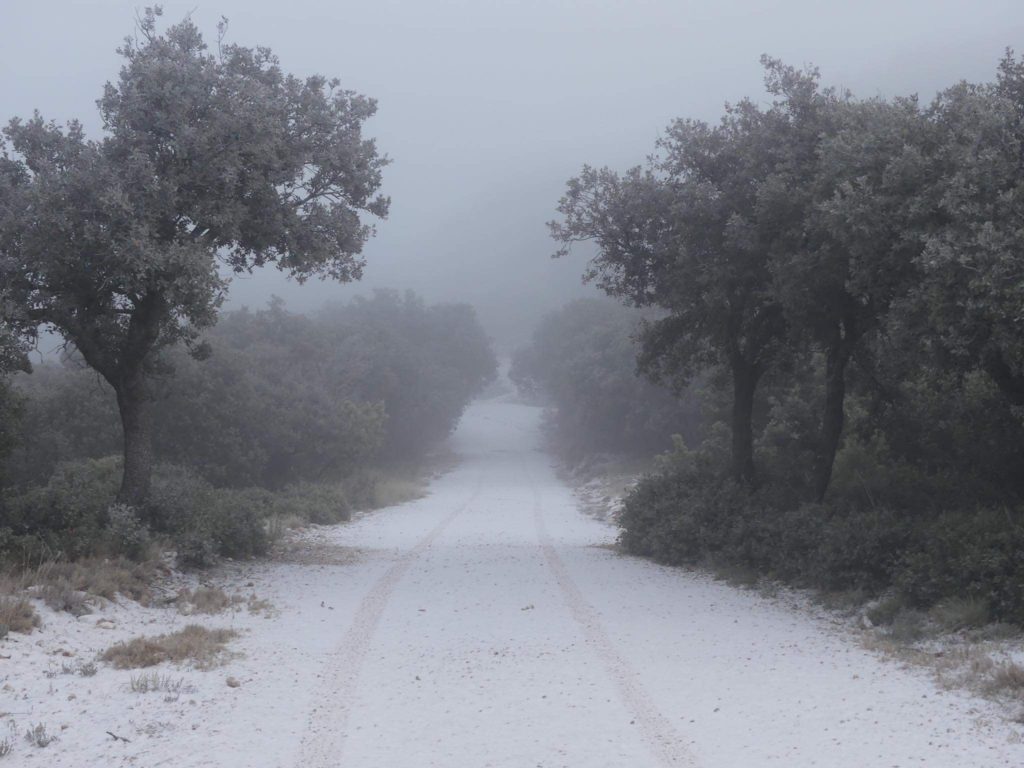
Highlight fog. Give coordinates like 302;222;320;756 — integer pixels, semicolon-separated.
3;0;1023;349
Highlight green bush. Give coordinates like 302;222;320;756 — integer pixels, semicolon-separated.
620;459;1024;623
1;456;121;562
269;482;351;525
897;508;1024;624
149;466;269;568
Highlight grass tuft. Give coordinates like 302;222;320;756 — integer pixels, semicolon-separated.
0;597;40;635
24;724;56;748
177;586;237;615
985;661;1024;698
129;671;196;696
1;558;155;610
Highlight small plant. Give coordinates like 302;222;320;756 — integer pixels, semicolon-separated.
247;595;273;614
105;502;151;560
60;660;97;677
129;672;195;697
0;737;11;757
24;723;56;748
40;581;91;617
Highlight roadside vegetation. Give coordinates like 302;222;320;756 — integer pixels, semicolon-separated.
0;291;495;573
0;12;496;613
534;54;1024;636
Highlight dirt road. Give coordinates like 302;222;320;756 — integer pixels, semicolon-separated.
11;399;1023;767
296;400;1023;767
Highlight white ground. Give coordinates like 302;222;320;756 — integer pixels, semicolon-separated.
3;399;1024;767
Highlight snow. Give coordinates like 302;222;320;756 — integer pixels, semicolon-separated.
2;399;1023;766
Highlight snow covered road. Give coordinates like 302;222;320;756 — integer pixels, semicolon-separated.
294;400;1023;767
8;399;1024;767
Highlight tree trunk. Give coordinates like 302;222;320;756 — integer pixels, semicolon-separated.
731;361;759;485
815;338;850;501
114;372;154;509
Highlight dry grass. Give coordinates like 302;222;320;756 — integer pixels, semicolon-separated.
370;475;427;509
986;662;1024;698
102;624;238;669
177;586;237;615
1;558;156;615
176;586;272;616
39;581;91;616
246;595;273;614
0;596;40;635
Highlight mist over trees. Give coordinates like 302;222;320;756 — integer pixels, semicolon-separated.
510;299;702;459
0;8;389;508
550;54;1024;622
0;291;495;563
0;10;497;569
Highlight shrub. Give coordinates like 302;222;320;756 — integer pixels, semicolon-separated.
1;457;121;562
149;466;269;567
105;503;151;560
620;459;1024;624
39;580;91;616
270;481;351;525
896;508;1024;624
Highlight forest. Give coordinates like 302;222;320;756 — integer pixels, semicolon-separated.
0;291;495;567
516;54;1024;626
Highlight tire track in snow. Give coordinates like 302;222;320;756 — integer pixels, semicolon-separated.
296;480;482;768
531;483;699;768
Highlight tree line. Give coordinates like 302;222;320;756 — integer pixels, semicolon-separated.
538;55;1024;623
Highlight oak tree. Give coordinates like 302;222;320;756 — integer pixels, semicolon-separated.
0;8;389;506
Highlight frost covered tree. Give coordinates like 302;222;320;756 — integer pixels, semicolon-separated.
0;8;389;507
550;59;826;484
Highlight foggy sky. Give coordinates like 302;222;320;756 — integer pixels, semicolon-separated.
3;0;1023;349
